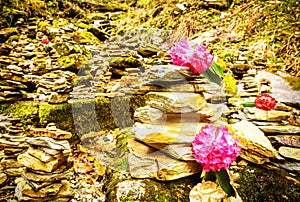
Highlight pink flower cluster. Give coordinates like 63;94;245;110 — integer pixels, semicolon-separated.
169;39;214;74
192;125;241;172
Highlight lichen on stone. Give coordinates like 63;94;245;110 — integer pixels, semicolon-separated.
283;76;300;91
224;73;237;95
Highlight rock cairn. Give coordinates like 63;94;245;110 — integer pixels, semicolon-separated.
0;116;27;199
111;64;300;179
113;64;227;181
37;70;76;103
0;64;30;102
0;120;73;201
0;14;114;104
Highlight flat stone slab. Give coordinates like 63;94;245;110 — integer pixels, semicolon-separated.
258;125;300;134
268;135;300;147
278;146;300;161
231;120;278;164
128;152;201;181
132;122;209;145
145;92;206;113
246;108;291;122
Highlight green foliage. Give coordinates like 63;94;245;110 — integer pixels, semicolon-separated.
116;129;133;153
120;189;135;202
216;169;236;197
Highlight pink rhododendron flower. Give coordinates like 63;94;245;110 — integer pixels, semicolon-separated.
192;125;241;172
169;39;214;74
169;39;193;67
255;94;276;110
189;44;214;74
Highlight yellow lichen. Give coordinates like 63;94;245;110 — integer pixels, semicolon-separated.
283;76;300;91
224;73;237;95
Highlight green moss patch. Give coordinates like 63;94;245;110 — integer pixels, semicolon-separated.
105;174;201;202
236;165;300;202
0;102;38;129
39;102;74;132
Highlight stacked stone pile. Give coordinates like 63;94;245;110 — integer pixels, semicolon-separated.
0;14;115;103
112;64;220;96
0;116;28;199
14;123;73;201
124;65;227;180
0;119;78;201
70;29;178;99
36;70;76;103
0;64;30;102
111;64;300;180
226;69;300;173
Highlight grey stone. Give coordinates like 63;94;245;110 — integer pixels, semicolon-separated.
268;135;300;147
258;125;300;134
25;137;71;151
278;147;300;161
128;152;201;181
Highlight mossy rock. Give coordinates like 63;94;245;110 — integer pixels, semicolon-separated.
39;102;74;132
87;27;109;41
109;56;144;70
72;95;145;135
137;45;159;57
28;0;50;17
59;54;88;72
73;31;102;45
0;102;39;129
105;173;201;202
236;164;300;202
4;35;19;46
52;42;90;56
283;76;300;91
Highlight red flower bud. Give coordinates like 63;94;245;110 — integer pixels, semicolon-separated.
41;38;50;45
255;94;276;110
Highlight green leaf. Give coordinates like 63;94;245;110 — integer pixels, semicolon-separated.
203;170;216;181
210;61;224;78
202;68;221;85
240;102;256;107
216;169;236;197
